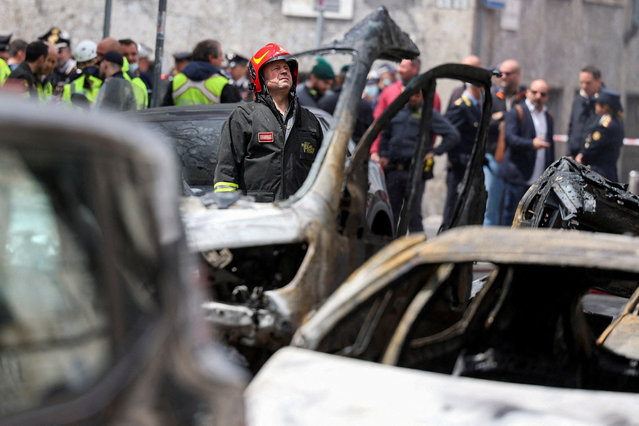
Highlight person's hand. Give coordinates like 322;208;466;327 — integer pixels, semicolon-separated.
575;153;583;164
491;111;504;121
532;137;550;150
370;152;380;163
424;152;434;160
379;157;389;168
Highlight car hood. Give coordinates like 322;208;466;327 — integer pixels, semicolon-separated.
181;191;327;251
246;347;639;425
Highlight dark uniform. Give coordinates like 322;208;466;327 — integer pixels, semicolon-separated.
214;91;323;202
380;106;459;232
567;91;599;158
580;113;624;182
441;91;481;224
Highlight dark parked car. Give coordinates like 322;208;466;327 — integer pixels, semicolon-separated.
0;96;247;425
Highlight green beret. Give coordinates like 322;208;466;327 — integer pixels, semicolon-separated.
311;57;335;80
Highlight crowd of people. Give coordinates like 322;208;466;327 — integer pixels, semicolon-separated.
369;56;624;231
0;29;625;229
0;28;253;109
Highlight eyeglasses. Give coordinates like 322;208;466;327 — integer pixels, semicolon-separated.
530;90;548;97
500;70;516;77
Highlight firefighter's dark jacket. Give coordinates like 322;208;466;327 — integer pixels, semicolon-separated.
214;91;323;202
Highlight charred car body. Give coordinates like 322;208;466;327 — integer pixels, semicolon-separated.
292;226;639;394
0;97;247;425
284;83;639;405
136;7;433;368
514;156;639;234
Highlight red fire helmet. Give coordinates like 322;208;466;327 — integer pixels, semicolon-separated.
248;43;298;94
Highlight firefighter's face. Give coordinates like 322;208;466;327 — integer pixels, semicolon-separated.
263;60;292;92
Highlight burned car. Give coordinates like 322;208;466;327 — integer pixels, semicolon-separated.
137;8;495;371
514;156;639;234
133;7;428;369
0;97;247;425
278;60;639;407
292;226;639;392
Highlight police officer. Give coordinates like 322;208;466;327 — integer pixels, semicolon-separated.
164;39;240;106
576;88;624;182
39;27;76;96
214;43;323;202
380;84;460;233
567;65;602;158
440;83;483;224
227;53;251;102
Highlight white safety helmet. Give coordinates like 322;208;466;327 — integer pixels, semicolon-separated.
74;40;97;63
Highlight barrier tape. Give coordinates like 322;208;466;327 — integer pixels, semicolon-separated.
553;134;639;146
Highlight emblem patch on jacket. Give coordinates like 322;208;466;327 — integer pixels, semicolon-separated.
258;132;274;143
301;142;316;154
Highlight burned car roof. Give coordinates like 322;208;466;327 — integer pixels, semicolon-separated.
293;226;639;393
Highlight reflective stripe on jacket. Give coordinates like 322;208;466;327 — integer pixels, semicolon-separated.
172;72;228;105
62;75;103;105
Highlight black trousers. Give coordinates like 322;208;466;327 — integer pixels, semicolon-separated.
385;168;425;233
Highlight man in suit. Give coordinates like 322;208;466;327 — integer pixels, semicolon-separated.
484;59;527;226
498;79;554;226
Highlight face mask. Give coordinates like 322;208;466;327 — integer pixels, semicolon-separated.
383;78;392;87
129;62;139;72
364;85;379;98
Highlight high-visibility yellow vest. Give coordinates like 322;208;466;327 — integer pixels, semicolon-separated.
122;72;148;110
122;57;147;109
172;72;228;105
36;80;53;103
0;58;10;85
62;74;103;106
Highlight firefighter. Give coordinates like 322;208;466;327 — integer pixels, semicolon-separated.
213;43;323;202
